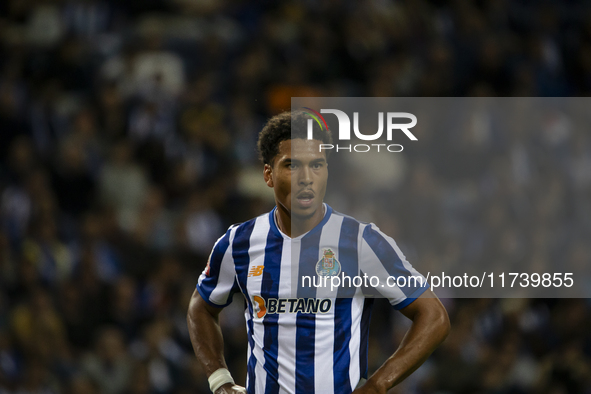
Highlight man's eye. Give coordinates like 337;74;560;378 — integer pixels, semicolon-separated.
288;164;296;169
313;163;323;169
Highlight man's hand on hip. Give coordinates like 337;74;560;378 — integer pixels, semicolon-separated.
215;383;247;394
352;379;386;394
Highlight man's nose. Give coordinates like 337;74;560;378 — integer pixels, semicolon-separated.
298;166;313;185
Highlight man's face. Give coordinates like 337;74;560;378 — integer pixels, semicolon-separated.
264;138;328;220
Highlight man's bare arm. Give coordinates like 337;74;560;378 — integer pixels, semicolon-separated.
187;289;246;394
354;290;450;394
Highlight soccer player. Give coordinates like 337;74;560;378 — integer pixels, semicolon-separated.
187;111;450;394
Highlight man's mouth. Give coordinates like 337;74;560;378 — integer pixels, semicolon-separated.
295;191;315;207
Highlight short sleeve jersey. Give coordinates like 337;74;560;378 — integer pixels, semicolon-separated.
197;204;429;394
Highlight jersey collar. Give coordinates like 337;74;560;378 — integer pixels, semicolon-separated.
269;203;333;240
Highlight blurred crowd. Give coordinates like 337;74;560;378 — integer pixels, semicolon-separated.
1;0;591;393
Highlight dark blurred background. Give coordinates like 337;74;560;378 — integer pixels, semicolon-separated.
1;0;591;393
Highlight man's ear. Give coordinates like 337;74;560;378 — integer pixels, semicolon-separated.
263;164;273;188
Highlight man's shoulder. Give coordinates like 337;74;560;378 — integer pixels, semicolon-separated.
330;208;371;227
329;208;397;244
218;210;273;240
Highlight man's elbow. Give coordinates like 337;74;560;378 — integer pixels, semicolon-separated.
434;305;451;344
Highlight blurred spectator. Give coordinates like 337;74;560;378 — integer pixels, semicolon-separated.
132;187;173;250
0;328;21;389
51;136;96;218
22;214;74;286
78;212;122;283
108;276;141;341
9;288;67;364
68;374;100;394
132;35;185;101
17;360;60;394
182;190;223;255
3;136;37;184
130;319;187;394
99;141;148;232
82;327;132;394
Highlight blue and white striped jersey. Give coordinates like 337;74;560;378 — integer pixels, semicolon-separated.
197;204;429;394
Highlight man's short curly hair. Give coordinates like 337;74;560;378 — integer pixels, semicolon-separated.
257;111;333;166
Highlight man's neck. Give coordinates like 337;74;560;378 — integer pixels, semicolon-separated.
275;204;325;238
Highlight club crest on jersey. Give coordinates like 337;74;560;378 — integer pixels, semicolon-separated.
316;248;341;277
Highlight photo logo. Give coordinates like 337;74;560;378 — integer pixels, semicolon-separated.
302;108;417;153
301;107;329;136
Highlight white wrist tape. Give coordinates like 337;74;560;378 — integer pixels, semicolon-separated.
209;368;235;393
